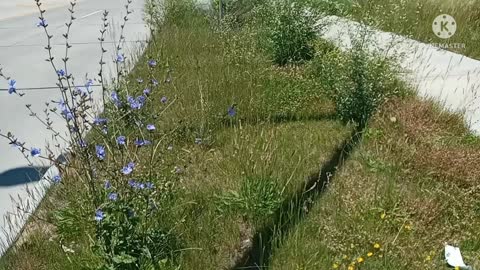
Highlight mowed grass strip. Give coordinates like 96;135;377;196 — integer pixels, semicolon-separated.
269;96;480;270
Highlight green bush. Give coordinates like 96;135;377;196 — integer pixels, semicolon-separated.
310;42;406;126
264;1;317;66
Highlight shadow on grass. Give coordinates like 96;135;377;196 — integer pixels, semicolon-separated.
232;125;364;269
0;167;50;187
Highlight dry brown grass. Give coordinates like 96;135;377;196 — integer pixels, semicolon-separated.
269;96;480;270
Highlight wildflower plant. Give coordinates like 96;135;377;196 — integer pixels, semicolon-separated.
0;0;181;268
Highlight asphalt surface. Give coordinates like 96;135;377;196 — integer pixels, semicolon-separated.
0;0;148;253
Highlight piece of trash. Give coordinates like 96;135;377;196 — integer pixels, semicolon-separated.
444;244;472;270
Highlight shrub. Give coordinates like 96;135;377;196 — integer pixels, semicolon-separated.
309;41;407;126
264;0;317;66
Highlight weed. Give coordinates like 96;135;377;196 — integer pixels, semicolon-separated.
263;0;317;66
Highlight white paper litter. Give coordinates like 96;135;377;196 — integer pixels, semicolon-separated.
445;244;472;269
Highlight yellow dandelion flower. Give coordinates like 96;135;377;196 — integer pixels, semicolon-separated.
405;224;412;231
374;243;381;249
332;263;340;269
380;212;386;219
357;257;364;263
425;255;431;261
367;252;374;257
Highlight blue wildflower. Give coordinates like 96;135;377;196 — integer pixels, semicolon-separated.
104;180;111;189
93;117;108;126
52;175;61;183
85;79;94;90
152;79;159;86
146;124;155;131
228;105;237;117
148;59;157;67
78;140;87;148
56;69;66;77
143;88;151;96
121;162;135;175
160;96;168;104
95;145;106;160
61;107;74;121
137;95;146;105
128;179;137;187
75;87;88;97
127;95;143;110
95;209;104;222
116;135;126;146
30;148;41;157
36;18;47;27
134;139;151;147
137;183;146;189
108;192;118;201
7;80;16;94
116;54;125;63
111;91;121;107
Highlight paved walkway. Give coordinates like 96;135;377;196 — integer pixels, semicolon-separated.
318;16;480;134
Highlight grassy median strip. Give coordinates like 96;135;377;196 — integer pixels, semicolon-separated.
0;3;349;269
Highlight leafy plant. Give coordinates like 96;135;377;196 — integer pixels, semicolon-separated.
263;0;317;66
309;42;406;126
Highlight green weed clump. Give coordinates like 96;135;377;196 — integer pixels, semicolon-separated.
216;176;283;224
309;42;407;126
263;1;317;66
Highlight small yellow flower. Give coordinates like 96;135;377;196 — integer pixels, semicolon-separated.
348;266;355;270
455;267;460;270
425;255;431;261
357;257;364;263
332;263;340;269
405;224;412;231
367;252;374;257
374;243;381;249
380;212;386;219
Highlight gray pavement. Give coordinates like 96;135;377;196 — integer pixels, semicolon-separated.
0;0;148;253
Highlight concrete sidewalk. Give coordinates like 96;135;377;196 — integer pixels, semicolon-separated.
318;16;480;134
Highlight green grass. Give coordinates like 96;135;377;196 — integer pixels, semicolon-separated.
308;0;480;59
268;96;480;269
